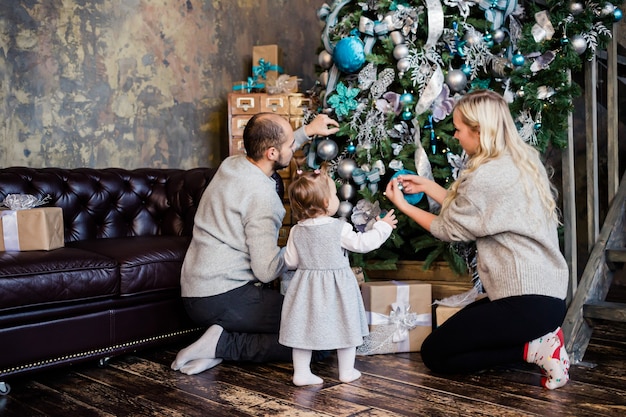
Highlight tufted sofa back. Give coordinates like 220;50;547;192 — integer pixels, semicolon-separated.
0;167;217;242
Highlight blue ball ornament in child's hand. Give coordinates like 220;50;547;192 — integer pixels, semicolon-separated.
391;169;424;205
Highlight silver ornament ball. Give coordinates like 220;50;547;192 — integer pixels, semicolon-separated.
463;32;482;47
338;183;357;201
390;30;405;46
316;139;339;161
568;1;584;15
397;58;410;75
602;3;616;16
337;158;358;179
493;28;506;44
336;201;354;218
445;69;467;93
570;35;587;55
318;71;329;87
393;44;410;60
318;50;333;70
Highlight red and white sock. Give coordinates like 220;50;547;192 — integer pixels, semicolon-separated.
524;327;570;389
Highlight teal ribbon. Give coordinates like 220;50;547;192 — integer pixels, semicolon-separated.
478;0;517;30
252;58;284;80
232;77;265;93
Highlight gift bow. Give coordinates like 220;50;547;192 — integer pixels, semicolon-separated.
351;167;382;193
359;15;394;55
232;77;265;93
252;58;284;80
388;302;429;342
478;0;517;30
367;302;432;343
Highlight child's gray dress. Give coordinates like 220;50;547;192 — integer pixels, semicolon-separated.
279;218;369;350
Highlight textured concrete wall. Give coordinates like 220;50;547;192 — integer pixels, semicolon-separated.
0;0;327;169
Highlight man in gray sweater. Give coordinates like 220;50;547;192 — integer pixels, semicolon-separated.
171;112;339;375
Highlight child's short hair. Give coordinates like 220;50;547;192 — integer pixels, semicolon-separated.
288;165;332;222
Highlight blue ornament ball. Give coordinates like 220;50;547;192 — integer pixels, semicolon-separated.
615;8;623;22
346;143;357;154
333;36;366;74
400;92;415;106
391;170;423;205
512;53;525;67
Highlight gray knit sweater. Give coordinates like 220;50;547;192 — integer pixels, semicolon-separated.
180;128;309;297
430;154;568;301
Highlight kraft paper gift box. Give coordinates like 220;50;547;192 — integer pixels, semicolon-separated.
0;207;64;251
433;291;487;327
357;281;432;355
252;44;284;84
435;305;462;327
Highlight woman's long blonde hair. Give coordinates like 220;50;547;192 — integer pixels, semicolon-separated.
442;89;560;223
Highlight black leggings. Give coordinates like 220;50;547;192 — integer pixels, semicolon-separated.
421;295;566;374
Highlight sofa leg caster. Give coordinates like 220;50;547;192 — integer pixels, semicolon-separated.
0;381;10;396
98;357;111;367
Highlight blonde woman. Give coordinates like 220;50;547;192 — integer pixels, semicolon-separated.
385;89;570;389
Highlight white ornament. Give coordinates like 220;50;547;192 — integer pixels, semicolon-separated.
372;160;386;176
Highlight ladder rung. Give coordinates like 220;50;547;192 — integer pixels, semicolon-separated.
583;301;626;322
606;248;626;263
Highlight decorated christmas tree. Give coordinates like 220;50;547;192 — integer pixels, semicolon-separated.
303;0;622;275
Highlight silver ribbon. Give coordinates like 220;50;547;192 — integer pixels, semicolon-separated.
413;0;445;115
425;0;445;49
412;124;441;212
414;65;444;116
366;282;432;351
0;211;21;251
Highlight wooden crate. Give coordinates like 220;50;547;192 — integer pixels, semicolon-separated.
364;260;473;302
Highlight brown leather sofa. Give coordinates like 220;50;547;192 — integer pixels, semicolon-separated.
0;166;218;392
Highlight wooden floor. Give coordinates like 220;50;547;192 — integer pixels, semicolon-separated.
2;292;625;416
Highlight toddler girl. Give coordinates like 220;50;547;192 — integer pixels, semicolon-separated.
279;167;397;386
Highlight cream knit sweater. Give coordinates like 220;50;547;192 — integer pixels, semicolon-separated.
430;154;569;301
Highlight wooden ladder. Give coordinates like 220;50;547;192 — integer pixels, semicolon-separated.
562;170;626;365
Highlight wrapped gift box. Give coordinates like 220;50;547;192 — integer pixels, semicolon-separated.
435;305;462;327
358;281;432;355
252;44;284;84
0;207;64;251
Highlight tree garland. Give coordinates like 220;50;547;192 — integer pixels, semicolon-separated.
308;0;622;274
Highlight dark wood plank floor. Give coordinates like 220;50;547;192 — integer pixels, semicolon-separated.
2;289;625;416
